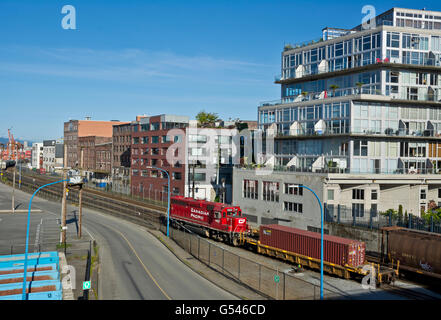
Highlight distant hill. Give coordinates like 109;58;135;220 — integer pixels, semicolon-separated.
0;137;35;146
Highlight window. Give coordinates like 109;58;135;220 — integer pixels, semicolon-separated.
263;181;279;202
192;173;206;181
352;189;365;200
284;201;303;213
327;189;334;201
438;188;441;198
173;172;182;180
420;189;426;200
243;180;258;200
284;183;303;196
371;189;378;200
133;137;139;144
151;136;159;144
352;203;365;217
354;140;368;156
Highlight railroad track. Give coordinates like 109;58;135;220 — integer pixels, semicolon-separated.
381;283;438;300
2;172;166;230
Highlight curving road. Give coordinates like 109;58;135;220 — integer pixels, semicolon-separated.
0;182;237;300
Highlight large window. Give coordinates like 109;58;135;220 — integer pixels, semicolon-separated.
263;181;279;202
284;183;303;196
284;201;303;213
243;180;258;200
352;189;365;200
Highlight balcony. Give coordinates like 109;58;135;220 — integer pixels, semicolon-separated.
277;55;441;83
259;85;441;108
273;126;441;140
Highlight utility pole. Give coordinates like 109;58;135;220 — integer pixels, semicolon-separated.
11;166;15;214
192;163;195;198
61;144;67;243
78;184;83;238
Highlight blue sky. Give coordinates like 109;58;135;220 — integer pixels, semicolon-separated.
1;0;440;141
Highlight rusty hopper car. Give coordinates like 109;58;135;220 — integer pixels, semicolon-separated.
381;226;441;279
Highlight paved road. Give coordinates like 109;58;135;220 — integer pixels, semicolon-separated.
0;183;237;300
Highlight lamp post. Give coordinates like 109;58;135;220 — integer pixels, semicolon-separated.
146;166;170;237
22;179;68;300
291;184;324;300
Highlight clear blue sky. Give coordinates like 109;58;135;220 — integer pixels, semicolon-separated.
1;0;440;141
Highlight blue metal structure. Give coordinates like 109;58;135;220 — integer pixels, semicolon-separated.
295;185;324;300
22;179;68;300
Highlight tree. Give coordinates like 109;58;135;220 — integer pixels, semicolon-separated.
196;111;220;128
329;84;340;97
356;82;364;94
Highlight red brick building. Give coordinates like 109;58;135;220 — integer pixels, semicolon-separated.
64;118;128;169
130;114;189;201
78;136;112;179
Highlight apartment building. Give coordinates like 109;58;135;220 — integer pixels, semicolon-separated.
31;142;43;170
234;7;441;229
42;140;63;173
112;116;146;194
130;114;189;201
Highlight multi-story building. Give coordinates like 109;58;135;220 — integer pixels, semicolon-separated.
31;142;43;170
234;7;441;229
78;136;112;181
95;141;112;174
130;114;189;201
185;123;238;203
130;115;244;203
64;118;128;169
42;140;64;173
112;116;146;194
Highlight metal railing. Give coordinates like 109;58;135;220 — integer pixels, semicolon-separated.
277;55;441;82
272;126;441;139
260;86;441;108
324;204;441;234
235;164;441;175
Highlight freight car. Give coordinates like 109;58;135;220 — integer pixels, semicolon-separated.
169;196;248;246
167;198;396;283
249;224;395;283
381;226;441;280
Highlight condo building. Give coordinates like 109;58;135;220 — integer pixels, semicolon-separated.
235;7;441;228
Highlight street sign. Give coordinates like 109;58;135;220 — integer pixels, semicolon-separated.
274;275;280;283
83;281;91;290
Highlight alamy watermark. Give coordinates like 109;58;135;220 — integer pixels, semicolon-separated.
61;5;76;30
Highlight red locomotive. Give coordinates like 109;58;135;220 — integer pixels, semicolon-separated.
170;196;248;246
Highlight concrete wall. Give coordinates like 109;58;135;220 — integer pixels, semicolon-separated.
325;222;382;254
233;168;326;230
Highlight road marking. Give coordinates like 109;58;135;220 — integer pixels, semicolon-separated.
106;224;171;300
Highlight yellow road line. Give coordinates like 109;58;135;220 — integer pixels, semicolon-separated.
108;225;172;300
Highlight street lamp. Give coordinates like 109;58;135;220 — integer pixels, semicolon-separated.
146;166;170;237
290;184;324;300
22;179;68;300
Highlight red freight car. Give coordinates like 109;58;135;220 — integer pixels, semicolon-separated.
170;196;248;245
259;225;366;268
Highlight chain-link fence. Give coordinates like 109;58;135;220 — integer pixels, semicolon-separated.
325;203;441;234
160;223;343;300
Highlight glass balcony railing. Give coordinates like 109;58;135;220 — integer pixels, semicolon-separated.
272;126;441;139
259;86;441;108
277;55;441;82
259;86;382;107
235;164;441;175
